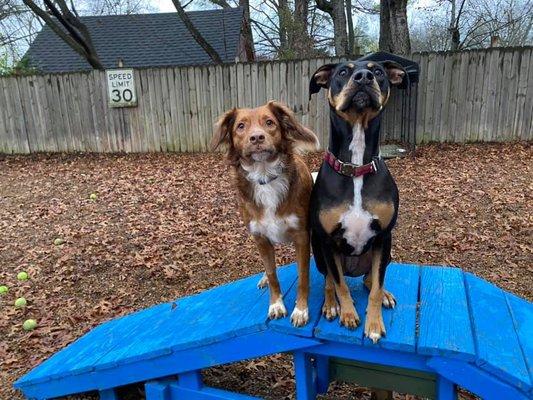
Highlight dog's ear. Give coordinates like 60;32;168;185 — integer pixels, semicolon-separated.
268;101;319;152
309;63;337;99
382;61;406;86
211;108;237;151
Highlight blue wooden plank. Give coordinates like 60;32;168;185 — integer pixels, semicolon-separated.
16;331;319;399
362;263;420;352
145;379;174;400
169;384;261;399
506;292;533;392
418;267;476;361
427;356;530;400
435;376;457;400
269;259;325;337
99;388;118;400
293;351;317;400
465;273;531;393
314;275;366;344
315;355;330;394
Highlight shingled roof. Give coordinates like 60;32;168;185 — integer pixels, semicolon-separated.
25;8;245;73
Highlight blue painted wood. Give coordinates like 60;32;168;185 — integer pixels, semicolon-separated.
99;388;118;400
169;384;260;399
145;380;173;400
180;370;203;389
418;267;476;361
293;351;317;400
363;263;420;352
427;357;530;400
435;376;456;400
15;331;320;399
314;276;366;344
314;355;330;394
506;291;533;393
465;273;531;392
269;259;324;337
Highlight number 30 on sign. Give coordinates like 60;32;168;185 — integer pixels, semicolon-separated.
106;69;137;107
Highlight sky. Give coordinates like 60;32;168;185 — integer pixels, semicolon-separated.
152;0;179;12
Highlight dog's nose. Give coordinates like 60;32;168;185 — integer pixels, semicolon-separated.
353;69;374;85
249;133;265;144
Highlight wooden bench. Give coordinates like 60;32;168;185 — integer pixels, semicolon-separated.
15;261;532;399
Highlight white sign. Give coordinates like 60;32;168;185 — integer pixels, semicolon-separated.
106;69;137;107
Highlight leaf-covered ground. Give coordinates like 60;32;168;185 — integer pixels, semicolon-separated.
0;143;531;400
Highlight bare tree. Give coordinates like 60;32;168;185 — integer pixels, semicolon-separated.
22;0;103;68
171;0;223;63
379;0;411;54
316;0;348;55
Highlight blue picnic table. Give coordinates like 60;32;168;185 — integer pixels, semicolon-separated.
14;260;532;400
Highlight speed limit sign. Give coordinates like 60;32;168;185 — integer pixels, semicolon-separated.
106;69;137;108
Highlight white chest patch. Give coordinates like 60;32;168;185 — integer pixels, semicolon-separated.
243;157;298;244
339;124;376;255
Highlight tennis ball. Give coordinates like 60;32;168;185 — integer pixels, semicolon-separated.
0;285;8;295
53;238;65;246
23;319;37;331
17;271;29;281
89;193;97;200
15;297;27;308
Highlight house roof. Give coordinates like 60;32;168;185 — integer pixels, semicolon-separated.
25;8;245;73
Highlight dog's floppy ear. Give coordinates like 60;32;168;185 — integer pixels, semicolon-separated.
211;108;237;151
268;101;319;151
382;61;406;86
309;63;337;99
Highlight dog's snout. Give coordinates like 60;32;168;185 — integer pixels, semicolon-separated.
249;133;265;144
353;69;374;85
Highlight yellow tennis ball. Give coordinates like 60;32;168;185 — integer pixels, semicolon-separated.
15;297;27;308
53;238;65;246
17;271;29;281
89;193;97;200
0;285;8;295
23;319;37;331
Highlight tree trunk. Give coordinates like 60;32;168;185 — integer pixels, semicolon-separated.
345;0;354;55
316;0;348;56
277;0;290;56
379;0;411;55
239;0;255;60
289;0;314;57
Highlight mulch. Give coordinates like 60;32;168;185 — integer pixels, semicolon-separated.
0;142;531;400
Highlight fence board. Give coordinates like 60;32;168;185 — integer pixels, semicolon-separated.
1;48;531;154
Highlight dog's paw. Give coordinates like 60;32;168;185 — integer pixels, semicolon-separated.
257;274;269;289
382;290;396;309
322;301;340;320
365;311;386;344
291;307;309;327
340;308;360;329
268;298;287;320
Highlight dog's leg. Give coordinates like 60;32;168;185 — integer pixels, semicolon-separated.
333;254;360;329
322;273;340;320
364;274;396;309
254;235;287;319
364;234;391;343
291;233;310;327
257;274;269;289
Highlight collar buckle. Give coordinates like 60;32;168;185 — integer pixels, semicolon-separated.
339;162;356;176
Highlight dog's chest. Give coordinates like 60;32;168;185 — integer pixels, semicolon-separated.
243;159;298;244
339;125;376;255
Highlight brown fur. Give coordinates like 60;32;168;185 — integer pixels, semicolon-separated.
211;101;319;327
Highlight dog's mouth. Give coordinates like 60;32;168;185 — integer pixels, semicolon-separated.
246;147;276;162
338;89;381;113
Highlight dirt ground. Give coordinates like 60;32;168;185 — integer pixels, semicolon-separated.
0;143;531;400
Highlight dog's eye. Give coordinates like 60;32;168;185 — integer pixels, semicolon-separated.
374;69;383;77
265;119;274;126
339;69;348;77
237;122;245;130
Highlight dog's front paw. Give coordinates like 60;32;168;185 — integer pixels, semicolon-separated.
382;290;396;309
291;307;309;327
365;310;386;344
268;298;287;320
257;274;269;289
322;301;340;320
340;307;360;329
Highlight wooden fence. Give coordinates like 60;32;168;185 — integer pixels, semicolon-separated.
0;47;531;154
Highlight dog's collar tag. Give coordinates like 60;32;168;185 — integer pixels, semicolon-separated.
324;151;379;177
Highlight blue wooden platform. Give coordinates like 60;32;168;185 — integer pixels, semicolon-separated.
15;261;532;400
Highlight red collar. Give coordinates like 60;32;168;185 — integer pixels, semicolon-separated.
324;151;379;177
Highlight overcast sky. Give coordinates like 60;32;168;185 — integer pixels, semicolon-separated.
152;0;179;12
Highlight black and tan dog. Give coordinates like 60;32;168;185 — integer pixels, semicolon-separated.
308;59;405;343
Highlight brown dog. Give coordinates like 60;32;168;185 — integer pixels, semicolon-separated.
211;101;319;327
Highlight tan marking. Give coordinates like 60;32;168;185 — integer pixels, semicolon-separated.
364;273;396;309
367;62;375;68
364;248;386;343
366;201;395;230
334;254;360;328
348;63;355;68
319;204;349;234
322;273;339;320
